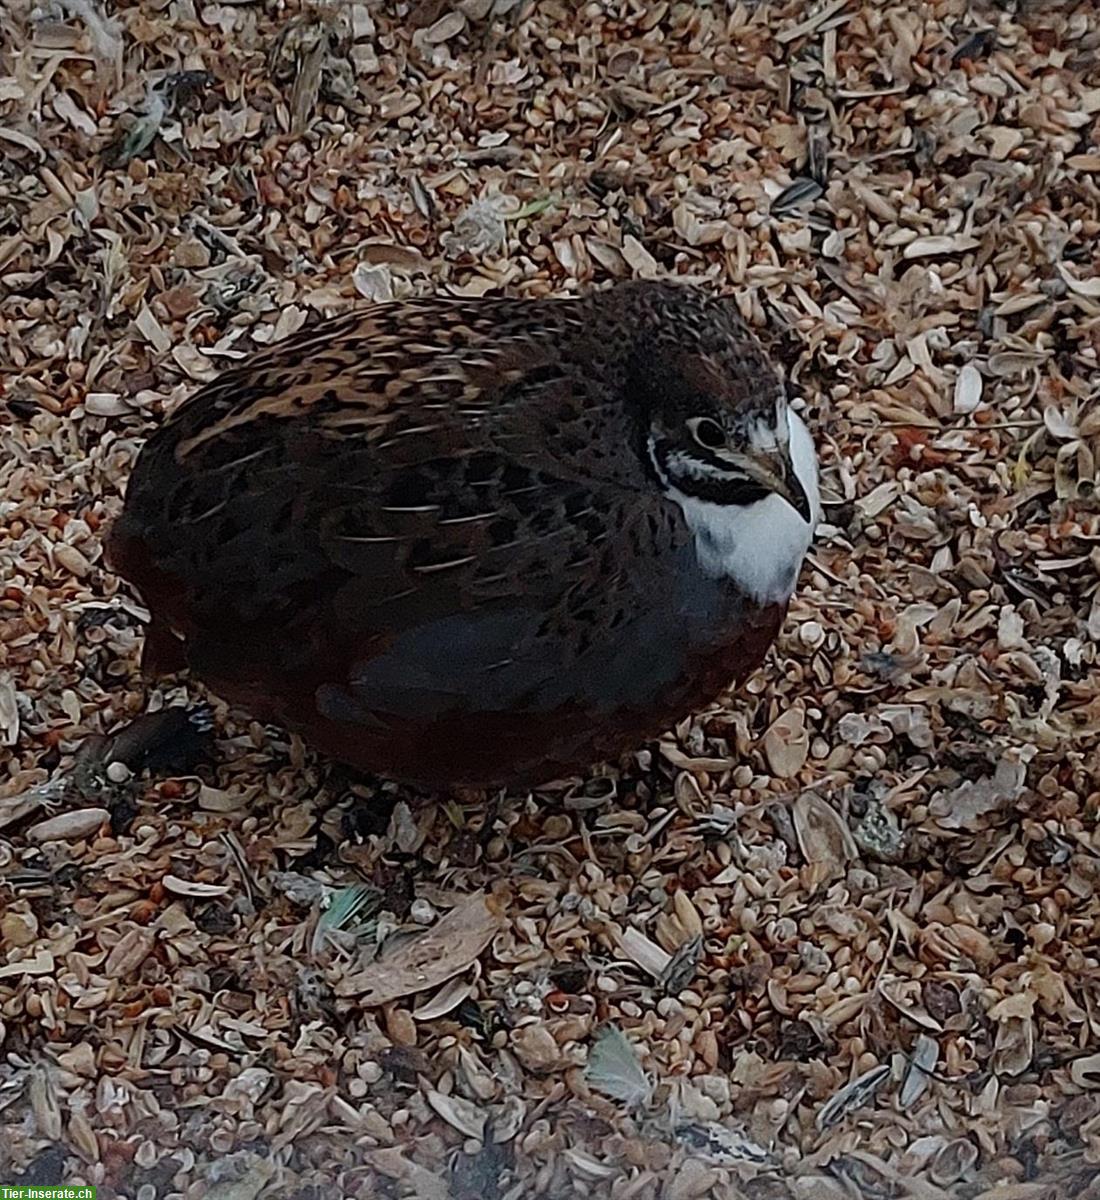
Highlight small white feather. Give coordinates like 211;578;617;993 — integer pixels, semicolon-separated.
585;1025;653;1108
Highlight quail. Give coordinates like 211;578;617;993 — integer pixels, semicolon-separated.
108;281;820;789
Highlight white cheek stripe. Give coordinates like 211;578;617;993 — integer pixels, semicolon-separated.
668;409;819;604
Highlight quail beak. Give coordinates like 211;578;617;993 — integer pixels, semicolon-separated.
727;448;813;524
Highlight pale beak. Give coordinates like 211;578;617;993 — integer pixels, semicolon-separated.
724;447;813;524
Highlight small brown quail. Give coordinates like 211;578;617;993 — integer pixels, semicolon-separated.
108;281;819;789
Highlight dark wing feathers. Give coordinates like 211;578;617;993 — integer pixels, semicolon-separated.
111;293;691;696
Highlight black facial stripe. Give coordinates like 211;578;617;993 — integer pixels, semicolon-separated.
650;440;771;507
689;444;735;472
676;474;771;506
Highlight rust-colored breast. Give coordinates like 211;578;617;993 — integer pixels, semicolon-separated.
280;599;787;789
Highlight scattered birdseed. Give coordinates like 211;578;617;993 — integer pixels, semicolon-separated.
2;0;1100;1194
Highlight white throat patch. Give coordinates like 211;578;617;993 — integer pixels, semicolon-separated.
667;409;819;604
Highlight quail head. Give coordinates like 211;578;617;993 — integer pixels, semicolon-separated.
108;281;820;789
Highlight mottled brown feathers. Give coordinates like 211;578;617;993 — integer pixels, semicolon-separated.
109;281;791;788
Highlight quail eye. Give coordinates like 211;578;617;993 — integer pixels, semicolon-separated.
687;417;726;451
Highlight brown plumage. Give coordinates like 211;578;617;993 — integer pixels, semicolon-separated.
109;281;818;789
